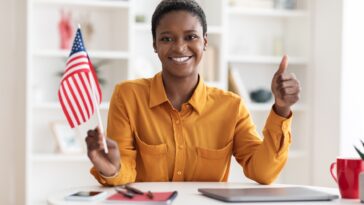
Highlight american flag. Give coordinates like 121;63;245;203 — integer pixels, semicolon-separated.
58;28;102;128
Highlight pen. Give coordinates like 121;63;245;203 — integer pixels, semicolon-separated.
115;187;134;198
124;184;144;195
167;191;178;202
147;190;154;199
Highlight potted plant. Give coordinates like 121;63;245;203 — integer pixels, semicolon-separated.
355;141;364;159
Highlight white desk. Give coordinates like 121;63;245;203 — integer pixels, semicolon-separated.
47;182;358;205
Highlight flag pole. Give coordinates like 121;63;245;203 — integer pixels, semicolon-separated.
79;23;108;154
88;72;109;154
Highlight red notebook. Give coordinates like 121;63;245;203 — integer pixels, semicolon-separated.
106;191;177;204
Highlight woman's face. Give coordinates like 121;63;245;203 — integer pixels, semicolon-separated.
153;11;207;79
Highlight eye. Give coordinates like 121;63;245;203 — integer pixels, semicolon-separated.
160;37;173;42
186;34;199;41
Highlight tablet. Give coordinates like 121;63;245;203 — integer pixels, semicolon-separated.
65;191;107;201
198;187;339;202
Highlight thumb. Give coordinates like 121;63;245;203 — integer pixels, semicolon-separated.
276;55;288;75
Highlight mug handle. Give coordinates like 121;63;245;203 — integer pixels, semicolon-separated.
330;162;338;183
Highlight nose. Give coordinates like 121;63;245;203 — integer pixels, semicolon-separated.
171;38;187;53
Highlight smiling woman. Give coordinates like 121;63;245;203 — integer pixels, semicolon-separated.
84;0;301;186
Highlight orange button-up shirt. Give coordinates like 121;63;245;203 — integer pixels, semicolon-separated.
91;72;292;185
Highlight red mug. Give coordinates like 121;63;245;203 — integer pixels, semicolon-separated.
330;158;364;199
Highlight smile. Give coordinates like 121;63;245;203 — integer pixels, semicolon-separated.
169;56;192;64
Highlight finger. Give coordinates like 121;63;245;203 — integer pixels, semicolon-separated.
282;94;300;103
86;136;101;151
95;126;101;134
97;138;105;150
95;128;108;151
277;80;300;90
277;73;297;82
279;87;301;95
276;55;288;75
87;129;97;138
106;138;117;149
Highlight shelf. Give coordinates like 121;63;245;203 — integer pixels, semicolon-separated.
208;26;223;34
33;49;130;60
205;81;223;89
228;55;307;65
228;7;308;18
33;0;130;9
31;153;89;162
288;150;307;159
247;103;307;112
134;23;150;32
34;102;110;110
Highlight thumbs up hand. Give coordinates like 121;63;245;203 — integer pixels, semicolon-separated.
271;55;301;117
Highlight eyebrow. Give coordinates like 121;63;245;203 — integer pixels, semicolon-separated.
159;30;199;35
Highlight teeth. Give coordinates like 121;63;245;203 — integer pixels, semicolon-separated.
171;57;190;62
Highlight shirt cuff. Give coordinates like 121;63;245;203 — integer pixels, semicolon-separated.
265;108;293;154
98;166;120;179
90;160;135;186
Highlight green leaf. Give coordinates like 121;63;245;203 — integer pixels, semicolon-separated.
354;145;364;160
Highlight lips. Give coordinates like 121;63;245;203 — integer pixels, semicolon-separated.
169;56;193;64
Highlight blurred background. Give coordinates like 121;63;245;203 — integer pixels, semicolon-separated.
1;0;364;204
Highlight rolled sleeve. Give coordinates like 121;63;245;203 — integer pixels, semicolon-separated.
233;101;293;185
264;108;292;155
90;84;137;186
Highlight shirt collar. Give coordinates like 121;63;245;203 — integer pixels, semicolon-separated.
149;72;207;114
149;72;169;108
187;75;207;114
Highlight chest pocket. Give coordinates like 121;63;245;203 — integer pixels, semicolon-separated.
191;141;233;181
134;134;169;182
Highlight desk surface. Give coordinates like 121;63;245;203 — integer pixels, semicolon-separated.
47;182;358;205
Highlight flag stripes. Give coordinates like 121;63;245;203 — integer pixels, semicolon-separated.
58;28;102;128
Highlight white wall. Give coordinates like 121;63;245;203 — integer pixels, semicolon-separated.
312;0;342;187
0;0;27;204
340;0;364;157
312;0;364;187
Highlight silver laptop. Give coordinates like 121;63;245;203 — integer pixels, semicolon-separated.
198;187;339;202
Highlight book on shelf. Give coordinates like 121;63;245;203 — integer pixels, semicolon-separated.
228;67;251;104
199;46;216;82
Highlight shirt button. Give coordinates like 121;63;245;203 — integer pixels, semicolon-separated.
177;171;182;175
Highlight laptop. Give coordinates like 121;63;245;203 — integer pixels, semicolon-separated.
198;187;339;202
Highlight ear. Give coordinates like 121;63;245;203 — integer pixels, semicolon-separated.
203;33;208;50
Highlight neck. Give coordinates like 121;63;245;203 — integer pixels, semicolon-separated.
162;72;199;111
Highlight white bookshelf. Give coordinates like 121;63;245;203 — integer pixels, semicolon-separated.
26;0;313;204
228;7;308;17
226;0;312;185
228;55;307;65
33;49;130;59
31;153;89;162
27;0;131;204
34;102;110;110
247;103;307;112
33;0;130;8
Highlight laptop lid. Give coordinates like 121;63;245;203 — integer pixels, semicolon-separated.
198;187;339;202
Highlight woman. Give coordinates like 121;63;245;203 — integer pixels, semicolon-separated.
86;0;300;186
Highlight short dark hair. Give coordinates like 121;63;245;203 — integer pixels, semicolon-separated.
151;0;207;41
